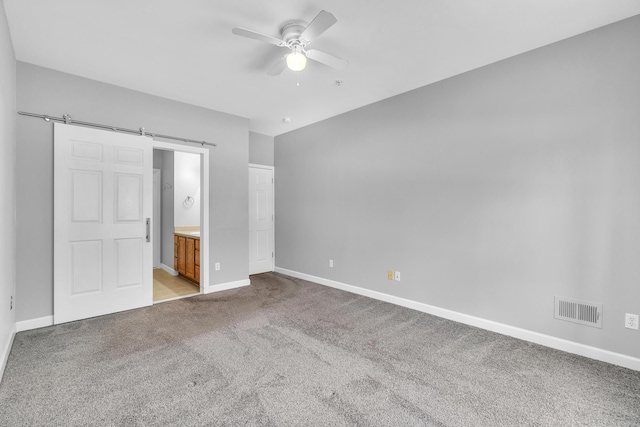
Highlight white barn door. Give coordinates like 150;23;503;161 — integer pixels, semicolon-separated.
54;123;153;324
249;165;274;275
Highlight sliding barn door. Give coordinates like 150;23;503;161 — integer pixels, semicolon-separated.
54;123;153;324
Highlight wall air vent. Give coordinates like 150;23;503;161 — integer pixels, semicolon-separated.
554;296;602;328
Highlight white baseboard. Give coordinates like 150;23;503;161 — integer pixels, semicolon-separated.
159;263;178;276
12;279;249;331
15;316;54;332
275;267;640;372
0;323;16;383
205;278;251;294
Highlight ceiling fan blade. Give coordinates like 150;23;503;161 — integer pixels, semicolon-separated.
300;10;337;41
232;27;284;46
267;56;286;76
305;49;348;70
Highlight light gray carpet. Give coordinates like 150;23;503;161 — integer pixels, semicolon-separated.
1;272;639;426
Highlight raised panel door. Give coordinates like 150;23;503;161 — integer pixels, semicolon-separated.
54;123;152;324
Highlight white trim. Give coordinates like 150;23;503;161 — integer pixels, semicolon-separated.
249;163;274;171
0;324;16;382
200;150;209;293
16;316;54;332
152;140;210;295
275;267;640;372
14;278;249;332
205;279;251;294
153;293;200;304
159;263;179;276
153;168;161;268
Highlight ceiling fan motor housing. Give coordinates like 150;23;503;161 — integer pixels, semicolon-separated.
280;20;309;45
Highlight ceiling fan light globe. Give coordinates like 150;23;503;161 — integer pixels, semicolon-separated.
286;52;307;71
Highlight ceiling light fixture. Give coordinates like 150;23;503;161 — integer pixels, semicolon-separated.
286;45;307;71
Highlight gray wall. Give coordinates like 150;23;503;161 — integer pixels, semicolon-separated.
275;16;640;358
0;1;16;370
16;62;249;322
249;132;274;166
152;149;163;169
161;150;175;267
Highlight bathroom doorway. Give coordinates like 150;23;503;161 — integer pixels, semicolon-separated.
151;141;210;303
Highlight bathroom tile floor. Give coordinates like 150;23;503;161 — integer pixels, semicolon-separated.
153;269;200;302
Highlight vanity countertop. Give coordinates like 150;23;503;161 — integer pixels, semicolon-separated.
174;227;200;239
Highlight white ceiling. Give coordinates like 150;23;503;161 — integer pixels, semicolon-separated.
5;1;640;136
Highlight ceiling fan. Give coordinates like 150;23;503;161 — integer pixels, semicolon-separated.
232;10;348;75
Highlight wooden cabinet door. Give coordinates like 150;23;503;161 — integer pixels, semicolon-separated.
177;236;186;275
186;237;196;280
194;239;200;284
174;236;179;271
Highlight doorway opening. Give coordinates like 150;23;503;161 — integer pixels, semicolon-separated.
152;141;210;303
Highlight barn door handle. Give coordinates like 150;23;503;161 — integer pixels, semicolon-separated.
146;218;151;242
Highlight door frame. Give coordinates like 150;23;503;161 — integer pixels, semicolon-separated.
249;163;275;274
153;168;161;268
154;140;210;292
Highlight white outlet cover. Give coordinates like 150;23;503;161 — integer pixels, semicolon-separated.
329;259;333;268
394;271;401;281
625;313;639;330
215;262;220;271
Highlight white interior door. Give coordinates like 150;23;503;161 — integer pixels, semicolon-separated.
249;165;274;274
54;123;153;324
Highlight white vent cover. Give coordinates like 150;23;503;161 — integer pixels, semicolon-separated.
554;296;602;328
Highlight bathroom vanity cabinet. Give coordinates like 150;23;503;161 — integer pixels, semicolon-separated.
174;234;200;284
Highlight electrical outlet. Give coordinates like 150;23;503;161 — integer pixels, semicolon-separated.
329;259;333;268
394;271;401;281
625;313;639;330
10;296;13;310
215;262;220;271
388;270;394;280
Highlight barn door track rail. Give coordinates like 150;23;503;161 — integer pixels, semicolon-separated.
18;111;217;147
